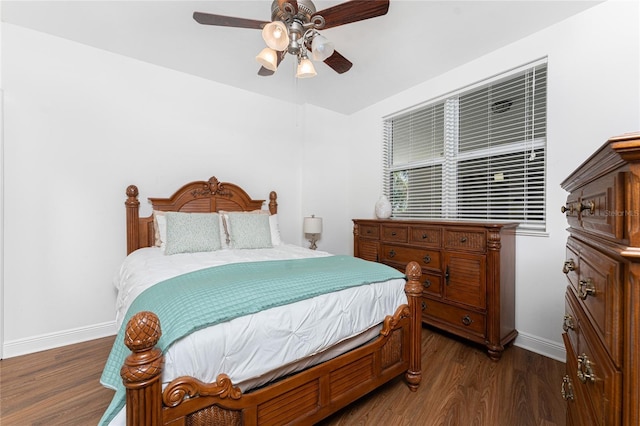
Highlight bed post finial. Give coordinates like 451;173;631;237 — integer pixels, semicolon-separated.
126;185;140;255
404;261;422;391
121;311;164;425
269;191;278;215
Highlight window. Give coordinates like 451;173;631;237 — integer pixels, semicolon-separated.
383;61;547;231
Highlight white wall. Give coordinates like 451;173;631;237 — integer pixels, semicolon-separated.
1;24;307;356
300;104;351;255
2;0;639;361
347;0;640;360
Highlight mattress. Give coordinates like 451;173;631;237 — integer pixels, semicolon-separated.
105;244;407;425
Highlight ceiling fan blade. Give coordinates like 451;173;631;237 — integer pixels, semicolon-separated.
193;11;268;29
258;67;276;77
324;50;353;74
258;51;286;77
277;0;298;15
313;0;390;29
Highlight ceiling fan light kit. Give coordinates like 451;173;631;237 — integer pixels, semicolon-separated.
193;0;390;78
262;20;290;51
256;47;279;72
296;54;317;78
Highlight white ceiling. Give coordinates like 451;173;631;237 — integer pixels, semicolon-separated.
2;0;602;114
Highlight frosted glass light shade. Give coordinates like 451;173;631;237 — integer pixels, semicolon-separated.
256;48;279;71
262;21;289;51
303;216;322;234
296;58;317;78
311;34;334;61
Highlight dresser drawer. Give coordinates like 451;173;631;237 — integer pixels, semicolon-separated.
578;171;625;241
385;264;442;298
421;272;442;297
358;223;380;239
382;225;408;242
570;239;623;367
574;313;622;426
563;333;597;426
381;244;441;271
444;229;486;252
422;297;486;339
409;226;441;248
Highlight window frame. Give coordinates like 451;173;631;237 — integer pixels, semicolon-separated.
383;59;548;233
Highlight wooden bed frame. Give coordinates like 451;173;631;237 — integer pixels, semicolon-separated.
120;176;422;425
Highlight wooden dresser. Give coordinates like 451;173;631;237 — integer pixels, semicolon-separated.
560;132;640;426
353;219;517;360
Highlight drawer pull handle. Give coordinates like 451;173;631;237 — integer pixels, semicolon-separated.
562;259;575;274
561;204;575;214
460;237;468;243
423;255;431;264
561;375;575;401
462;315;473;326
422;233;428;240
562;314;575;332
423;279;432;288
577;354;596;384
579;201;595;215
391;231;397;236
445;266;450;285
578;278;595;300
366;229;372;234
388;249;396;258
421;301;427;311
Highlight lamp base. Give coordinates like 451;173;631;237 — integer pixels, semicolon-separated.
308;234;318;250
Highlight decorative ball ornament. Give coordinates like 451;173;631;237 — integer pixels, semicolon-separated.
375;195;392;219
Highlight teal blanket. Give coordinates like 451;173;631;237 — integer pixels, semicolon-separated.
99;255;404;425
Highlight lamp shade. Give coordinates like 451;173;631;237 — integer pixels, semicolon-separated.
255;48;279;71
262;21;289;51
311;34;335;61
296;57;317;78
303;216;322;234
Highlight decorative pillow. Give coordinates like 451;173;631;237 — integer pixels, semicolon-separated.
153;211;167;249
269;214;282;246
227;212;273;249
164;212;222;255
219;209;269;247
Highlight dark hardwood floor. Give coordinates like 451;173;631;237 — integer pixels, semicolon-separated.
0;327;566;426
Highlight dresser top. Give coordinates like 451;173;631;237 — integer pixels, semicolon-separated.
561;132;640;192
353;218;519;229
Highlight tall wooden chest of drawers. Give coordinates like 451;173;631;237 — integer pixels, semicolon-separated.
353;219;518;360
560;132;640;425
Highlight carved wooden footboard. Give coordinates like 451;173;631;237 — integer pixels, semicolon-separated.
120;262;423;426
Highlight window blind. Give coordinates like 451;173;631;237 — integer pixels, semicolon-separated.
383;61;547;230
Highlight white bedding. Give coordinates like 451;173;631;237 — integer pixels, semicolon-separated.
108;244;407;425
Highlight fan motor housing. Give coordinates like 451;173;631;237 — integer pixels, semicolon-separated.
271;0;317;23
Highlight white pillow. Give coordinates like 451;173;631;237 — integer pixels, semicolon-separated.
164;212;222;255
227;212;273;249
269;214;282;246
153;211;167;250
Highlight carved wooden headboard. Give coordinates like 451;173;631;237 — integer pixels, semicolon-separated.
125;176;278;254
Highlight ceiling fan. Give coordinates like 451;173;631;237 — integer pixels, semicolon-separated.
193;0;390;78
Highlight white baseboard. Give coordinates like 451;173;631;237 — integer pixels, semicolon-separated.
513;331;566;362
2;321;117;359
